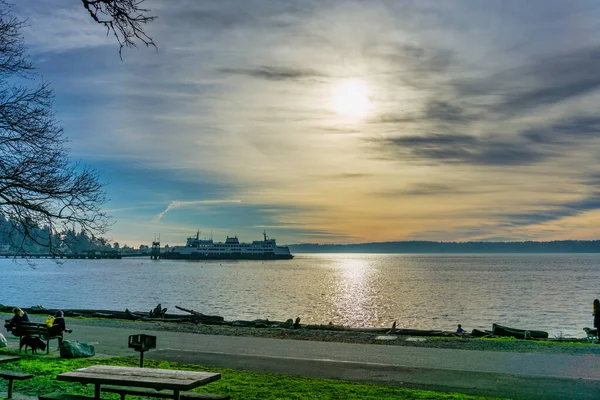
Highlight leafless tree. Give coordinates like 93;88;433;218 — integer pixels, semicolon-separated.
81;0;157;57
0;2;109;255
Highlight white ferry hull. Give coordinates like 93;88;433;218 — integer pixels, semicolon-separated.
160;252;293;260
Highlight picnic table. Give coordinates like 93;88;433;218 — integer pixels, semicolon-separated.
0;356;32;399
55;365;221;400
0;356;20;364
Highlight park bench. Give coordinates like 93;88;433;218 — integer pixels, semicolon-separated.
101;385;230;400
4;320;65;354
0;370;34;399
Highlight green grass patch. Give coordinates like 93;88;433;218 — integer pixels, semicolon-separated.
0;349;507;400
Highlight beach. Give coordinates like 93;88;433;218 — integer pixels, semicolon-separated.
3;312;600;356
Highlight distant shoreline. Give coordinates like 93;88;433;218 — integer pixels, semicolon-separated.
288;240;600;253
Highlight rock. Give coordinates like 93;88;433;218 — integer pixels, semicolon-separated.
59;340;95;358
375;335;398;341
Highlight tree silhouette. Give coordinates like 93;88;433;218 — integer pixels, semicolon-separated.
0;2;111;255
0;0;157;255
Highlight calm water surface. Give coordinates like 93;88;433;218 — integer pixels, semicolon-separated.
1;253;598;337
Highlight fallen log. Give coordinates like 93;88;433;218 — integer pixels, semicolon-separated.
175;306;204;316
91;313;117;319
140;317;194;323
471;329;493;338
492;323;548;339
175;305;225;324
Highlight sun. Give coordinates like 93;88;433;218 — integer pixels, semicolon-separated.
332;79;372;118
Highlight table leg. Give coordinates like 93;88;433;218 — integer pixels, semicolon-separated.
173;389;180;400
95;383;101;399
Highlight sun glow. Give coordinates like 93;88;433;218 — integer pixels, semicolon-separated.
332;79;372;118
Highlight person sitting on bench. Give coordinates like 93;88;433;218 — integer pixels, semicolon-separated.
6;307;29;332
48;311;71;345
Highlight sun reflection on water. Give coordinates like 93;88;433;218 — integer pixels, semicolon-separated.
329;257;382;327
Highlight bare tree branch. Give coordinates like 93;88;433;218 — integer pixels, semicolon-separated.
81;0;157;58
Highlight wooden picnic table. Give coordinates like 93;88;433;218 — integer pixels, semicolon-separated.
56;365;221;400
0;356;20;364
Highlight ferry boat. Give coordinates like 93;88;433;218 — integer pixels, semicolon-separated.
160;231;294;260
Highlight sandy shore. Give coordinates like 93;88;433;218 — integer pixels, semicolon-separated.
3;313;596;356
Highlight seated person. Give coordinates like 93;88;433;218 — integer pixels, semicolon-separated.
48;310;73;347
6;307;29;332
456;324;465;334
49;310;71;337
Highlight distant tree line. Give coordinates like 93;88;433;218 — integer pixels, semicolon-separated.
289;240;600;254
0;215;150;254
0;214;111;254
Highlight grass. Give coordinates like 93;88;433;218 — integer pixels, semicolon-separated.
0;349;507;400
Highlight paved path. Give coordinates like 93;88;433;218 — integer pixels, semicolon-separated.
3;320;600;399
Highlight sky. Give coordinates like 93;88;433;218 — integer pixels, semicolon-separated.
11;0;600;246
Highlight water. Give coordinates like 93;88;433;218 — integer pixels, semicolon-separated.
1;253;598;338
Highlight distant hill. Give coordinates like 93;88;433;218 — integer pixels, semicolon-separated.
288;240;600;253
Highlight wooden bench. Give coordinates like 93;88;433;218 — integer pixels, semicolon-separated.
4;321;64;354
0;370;34;399
38;393;97;400
101;385;230;400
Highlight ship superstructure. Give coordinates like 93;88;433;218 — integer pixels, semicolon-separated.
160;231;293;260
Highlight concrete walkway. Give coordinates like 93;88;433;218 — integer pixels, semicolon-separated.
3;320;600;399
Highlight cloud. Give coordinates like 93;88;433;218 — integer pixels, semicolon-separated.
154;200;242;222
521;116;600;145
15;0;114;53
452;46;600;116
501;193;600;227
376;183;469;197
424;100;469;124
220;66;326;81
367;114;419;124
376;133;543;166
328;173;371;179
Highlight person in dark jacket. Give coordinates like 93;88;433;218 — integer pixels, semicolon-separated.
6;307;29;332
49;310;69;338
593;299;600;331
49;310;73;347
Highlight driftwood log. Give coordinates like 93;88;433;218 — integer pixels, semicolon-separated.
174;306;225;324
149;304;167;318
0;304;459;337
